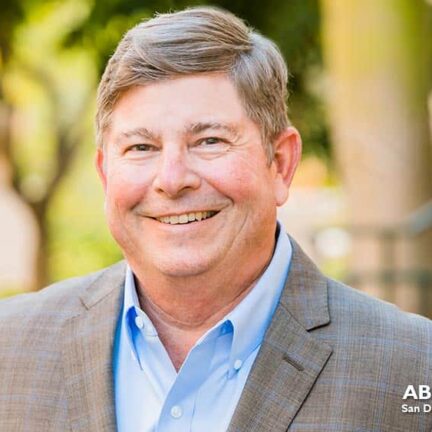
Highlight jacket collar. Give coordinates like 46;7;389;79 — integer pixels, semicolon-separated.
79;260;126;310
228;238;333;432
279;236;330;330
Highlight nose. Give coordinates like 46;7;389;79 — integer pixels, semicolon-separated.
152;148;201;198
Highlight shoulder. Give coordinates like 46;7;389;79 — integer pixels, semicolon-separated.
327;278;432;335
322;278;432;368
0;261;125;327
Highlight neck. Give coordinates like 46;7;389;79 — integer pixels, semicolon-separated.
137;277;257;370
138;278;255;330
131;240;275;370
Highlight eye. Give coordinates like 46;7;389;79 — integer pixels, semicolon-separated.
191;136;230;157
128;144;157;152
203;137;220;145
198;137;225;146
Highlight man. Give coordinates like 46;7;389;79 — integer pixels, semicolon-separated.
0;7;431;432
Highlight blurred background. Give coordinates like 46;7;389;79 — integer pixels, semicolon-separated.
0;0;431;317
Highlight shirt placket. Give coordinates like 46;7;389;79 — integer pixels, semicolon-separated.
157;331;220;432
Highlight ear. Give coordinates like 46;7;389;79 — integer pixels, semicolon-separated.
271;126;302;206
95;147;107;192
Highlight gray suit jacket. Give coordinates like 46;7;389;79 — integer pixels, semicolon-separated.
1;241;431;431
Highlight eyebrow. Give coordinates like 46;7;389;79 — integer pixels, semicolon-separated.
120;127;159;141
186;122;239;137
118;122;239;142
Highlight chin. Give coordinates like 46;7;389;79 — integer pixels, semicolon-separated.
158;261;212;278
150;254;217;278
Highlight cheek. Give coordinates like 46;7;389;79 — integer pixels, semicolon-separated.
105;163;154;209
205;157;274;205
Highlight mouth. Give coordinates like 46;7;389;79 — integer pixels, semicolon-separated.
153;210;219;225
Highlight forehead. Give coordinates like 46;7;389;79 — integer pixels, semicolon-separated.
108;73;257;139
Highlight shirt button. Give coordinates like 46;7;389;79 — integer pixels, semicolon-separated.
234;359;243;370
170;405;183;419
135;316;144;329
221;323;228;334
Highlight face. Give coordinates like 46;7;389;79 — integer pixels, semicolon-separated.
97;74;301;280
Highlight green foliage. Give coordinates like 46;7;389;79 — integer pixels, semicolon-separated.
47;134;123;282
0;0;25;63
0;286;25;299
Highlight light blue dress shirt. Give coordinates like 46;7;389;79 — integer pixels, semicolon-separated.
113;223;292;432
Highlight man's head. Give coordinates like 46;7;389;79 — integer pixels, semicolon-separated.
96;7;290;162
96;7;301;285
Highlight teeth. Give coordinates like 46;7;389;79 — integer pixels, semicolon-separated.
179;214;188;224
156;211;216;224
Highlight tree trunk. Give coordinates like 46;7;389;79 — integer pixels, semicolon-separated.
320;0;432;315
31;202;49;290
0;79;13;182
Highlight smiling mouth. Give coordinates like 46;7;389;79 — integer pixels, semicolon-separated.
154;211;218;225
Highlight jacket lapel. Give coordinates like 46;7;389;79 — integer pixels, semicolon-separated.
228;239;333;432
63;261;126;432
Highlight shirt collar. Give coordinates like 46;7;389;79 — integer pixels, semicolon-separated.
122;268;157;367
122;220;292;375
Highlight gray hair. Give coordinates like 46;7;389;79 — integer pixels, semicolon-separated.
96;6;290;161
